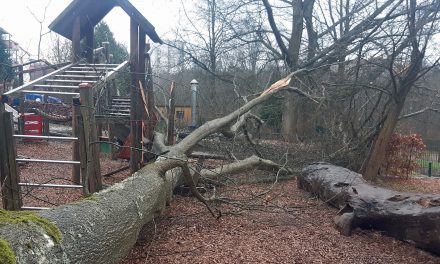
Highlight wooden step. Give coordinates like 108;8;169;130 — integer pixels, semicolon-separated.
109;105;130;109
70;67;114;71
64;71;105;74
78;64;119;67
54;74;101;79
45;79;97;84
33;84;78;89
108;109;130;113
108;113;130;117
21;90;80;96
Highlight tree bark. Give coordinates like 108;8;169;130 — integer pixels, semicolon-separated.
299;163;440;255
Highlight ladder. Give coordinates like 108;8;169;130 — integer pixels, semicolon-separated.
2;61;129;210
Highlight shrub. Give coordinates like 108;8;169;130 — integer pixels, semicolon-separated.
384;133;426;178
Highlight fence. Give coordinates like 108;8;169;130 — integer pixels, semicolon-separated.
417;151;440;177
0;83;102;210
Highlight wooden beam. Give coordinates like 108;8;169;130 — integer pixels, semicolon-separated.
79;83;102;194
84;24;94;63
4;63;75;96
0;100;22;210
72;16;81;63
130;18;142;173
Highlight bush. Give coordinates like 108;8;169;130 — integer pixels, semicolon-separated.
384;133;426;178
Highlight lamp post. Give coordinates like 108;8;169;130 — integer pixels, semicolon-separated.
190;79;198;127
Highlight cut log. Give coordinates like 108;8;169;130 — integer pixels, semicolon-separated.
298;163;440;255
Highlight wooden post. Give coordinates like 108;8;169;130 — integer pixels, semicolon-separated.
72;16;81;63
18;65;24;86
18;92;25;134
79;83;102;194
109;80;117;159
0;100;11;209
84;24;94;64
0;98;22;210
42;95;49;136
103;41;110;64
167;82;176;145
72;97;81;185
74;97;88;195
130;19;142;173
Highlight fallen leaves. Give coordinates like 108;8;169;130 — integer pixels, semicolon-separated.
121;179;440;264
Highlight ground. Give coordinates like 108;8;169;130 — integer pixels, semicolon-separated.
14;140;440;263
121;179;440;264
17;141;130;208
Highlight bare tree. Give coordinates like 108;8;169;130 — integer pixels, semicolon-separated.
27;0;52;59
43;33;72;64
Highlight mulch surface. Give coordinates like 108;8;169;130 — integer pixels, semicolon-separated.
15;140;440;263
16;141;130;208
375;176;440;194
121;179;440;264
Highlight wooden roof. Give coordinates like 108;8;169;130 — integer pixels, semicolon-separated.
0;26;9;35
49;0;162;44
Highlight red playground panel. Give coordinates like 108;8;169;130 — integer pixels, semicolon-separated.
23;114;43;138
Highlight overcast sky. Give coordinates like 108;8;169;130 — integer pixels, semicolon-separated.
0;0;180;58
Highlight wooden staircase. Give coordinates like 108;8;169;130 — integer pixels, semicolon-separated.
4;62;128;99
107;97;131;118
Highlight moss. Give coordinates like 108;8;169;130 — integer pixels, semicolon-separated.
0;210;62;243
0;239;16;264
83;195;99;202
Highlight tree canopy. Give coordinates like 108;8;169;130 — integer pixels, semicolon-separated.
94;22;128;63
0;39;12;82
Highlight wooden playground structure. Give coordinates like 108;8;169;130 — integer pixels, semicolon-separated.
0;0;162;210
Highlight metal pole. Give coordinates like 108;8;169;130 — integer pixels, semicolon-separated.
190;79;198;127
13;135;78;141
16;159;80;165
19;183;83;189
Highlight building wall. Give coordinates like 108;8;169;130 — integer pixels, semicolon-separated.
158;106;192;128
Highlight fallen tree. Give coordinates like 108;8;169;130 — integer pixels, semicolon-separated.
298;163;440;255
0;73;296;263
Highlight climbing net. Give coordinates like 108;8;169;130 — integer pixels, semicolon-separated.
23;101;73;122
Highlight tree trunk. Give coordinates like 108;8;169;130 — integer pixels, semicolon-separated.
363;101;403;180
299;163;440;255
0;160;182;264
0;72;295;264
281;94;298;140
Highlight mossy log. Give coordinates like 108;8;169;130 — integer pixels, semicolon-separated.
298;163;440;255
0;160;182;264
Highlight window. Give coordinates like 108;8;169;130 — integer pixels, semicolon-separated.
176;111;184;120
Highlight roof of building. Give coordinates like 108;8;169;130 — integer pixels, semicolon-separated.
0;26;9;35
49;0;162;43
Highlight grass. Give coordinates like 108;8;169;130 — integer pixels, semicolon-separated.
417;159;440;170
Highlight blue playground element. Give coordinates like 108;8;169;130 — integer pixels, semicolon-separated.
12;93;63;106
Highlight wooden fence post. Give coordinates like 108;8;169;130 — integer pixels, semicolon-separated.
0;97;22;210
167;82;176;145
79;83;102;194
42;95;49;136
130;18;142;173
